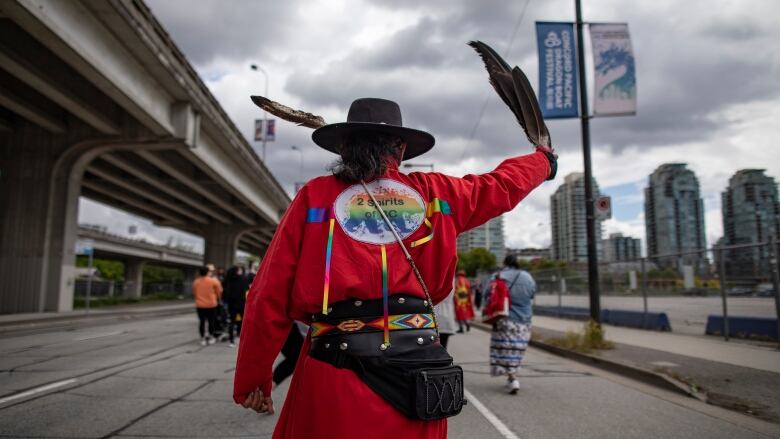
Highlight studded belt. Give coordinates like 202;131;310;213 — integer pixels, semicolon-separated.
311;313;434;338
309;294;439;357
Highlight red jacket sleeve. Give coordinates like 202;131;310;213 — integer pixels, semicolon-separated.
233;190;306;404
424;150;550;233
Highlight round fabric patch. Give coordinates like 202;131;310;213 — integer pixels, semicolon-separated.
333;179;426;245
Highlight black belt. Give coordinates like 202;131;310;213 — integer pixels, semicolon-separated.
308;295;465;420
310;294;437;357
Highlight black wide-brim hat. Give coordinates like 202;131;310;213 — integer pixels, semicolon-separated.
312;98;435;160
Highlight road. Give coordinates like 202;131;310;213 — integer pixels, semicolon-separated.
0;313;777;438
535;294;777;336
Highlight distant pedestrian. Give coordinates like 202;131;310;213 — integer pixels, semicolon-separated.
454;271;475;333
489;254;535;394
193;266;223;346
433;289;457;348
223;266;248;347
473;279;484;310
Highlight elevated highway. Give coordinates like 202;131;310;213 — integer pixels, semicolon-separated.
77;225;203;298
0;0;289;312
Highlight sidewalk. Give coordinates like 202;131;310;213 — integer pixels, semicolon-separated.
534;316;780;373
0;301;194;333
532;316;780;424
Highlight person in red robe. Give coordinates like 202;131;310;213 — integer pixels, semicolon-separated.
454;271;475;333
234;98;556;438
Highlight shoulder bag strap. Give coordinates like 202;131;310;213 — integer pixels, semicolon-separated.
360;180;440;338
507;272;522;290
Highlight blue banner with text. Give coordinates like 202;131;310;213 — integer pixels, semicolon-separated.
535;22;579;119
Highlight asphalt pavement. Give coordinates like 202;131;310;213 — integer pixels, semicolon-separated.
1;313;778;438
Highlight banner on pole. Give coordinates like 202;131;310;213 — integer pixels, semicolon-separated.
590;23;636;116
254;119;264;141
535;22;579;119
265;119;276;142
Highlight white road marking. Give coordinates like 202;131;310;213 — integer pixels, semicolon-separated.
0;379;78;405
73;330;123;341
464;388;520;439
650;361;679;368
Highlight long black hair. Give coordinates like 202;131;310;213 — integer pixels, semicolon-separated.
329;131;404;183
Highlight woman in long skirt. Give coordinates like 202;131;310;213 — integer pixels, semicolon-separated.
489;254;536;394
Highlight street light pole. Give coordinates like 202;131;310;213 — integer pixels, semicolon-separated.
250;64;269;161
291;145;304;175
575;0;602;323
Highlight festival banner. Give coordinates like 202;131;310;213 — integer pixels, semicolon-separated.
265;119;276;141
535;22;579;119
254;119;264;141
590;23;636;115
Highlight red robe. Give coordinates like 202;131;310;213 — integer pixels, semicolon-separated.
233;151;550;438
454;274;475;321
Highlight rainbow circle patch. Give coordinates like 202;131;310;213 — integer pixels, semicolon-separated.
333;179;426;245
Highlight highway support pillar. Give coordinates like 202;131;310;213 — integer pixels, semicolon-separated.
203;224;244;272
124;259;146;299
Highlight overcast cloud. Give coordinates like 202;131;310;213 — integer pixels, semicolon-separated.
79;0;780;253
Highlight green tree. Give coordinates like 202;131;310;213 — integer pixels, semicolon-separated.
75;256;124;281
143;264;184;283
457;248;497;276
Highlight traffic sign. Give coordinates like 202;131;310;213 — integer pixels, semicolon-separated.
595;196;611;219
75;239;94;256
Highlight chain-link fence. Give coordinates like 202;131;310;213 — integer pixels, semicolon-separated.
533;240;780;340
74;280;187;296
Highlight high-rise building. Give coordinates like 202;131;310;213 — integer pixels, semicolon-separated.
602;233;641;262
457;216;506;262
550;173;603;263
721;169;779;279
644;163;706;267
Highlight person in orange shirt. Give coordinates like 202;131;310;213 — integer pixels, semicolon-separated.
192;266;223;346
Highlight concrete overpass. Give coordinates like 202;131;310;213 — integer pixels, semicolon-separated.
0;0;290;313
78;225;203;298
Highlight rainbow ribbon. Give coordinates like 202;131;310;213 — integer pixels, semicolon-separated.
410;199;451;248
381;244;390;346
321;218;335;315
410;218;434;248
426;198;451;216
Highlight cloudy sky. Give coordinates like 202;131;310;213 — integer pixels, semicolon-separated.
80;0;780;254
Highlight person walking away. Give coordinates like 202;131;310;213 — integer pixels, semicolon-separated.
454;270;475;333
472;279;483;311
489;254;535;394
234;97;556;438
193;266;223;346
223;266;248;347
433;289;457;348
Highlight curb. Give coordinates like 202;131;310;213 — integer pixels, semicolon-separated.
472;322;705;402
0;304;193;334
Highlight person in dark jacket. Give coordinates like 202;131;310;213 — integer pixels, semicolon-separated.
222;265;248;347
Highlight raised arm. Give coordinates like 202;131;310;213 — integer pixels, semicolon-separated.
424;149;554;233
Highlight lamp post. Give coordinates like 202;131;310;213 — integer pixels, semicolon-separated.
250;63;269;161
574;0;602;324
403;163;434;172
291;145;305;192
290;145;304;175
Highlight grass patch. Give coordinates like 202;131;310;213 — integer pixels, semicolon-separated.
73;292;184;308
543;320;614;353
